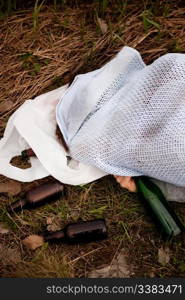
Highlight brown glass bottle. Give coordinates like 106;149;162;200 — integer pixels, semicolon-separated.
43;219;107;244
7;182;64;213
21;148;36;159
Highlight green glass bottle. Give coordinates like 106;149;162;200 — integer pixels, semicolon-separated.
134;176;184;239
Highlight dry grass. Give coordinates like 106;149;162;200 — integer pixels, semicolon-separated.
1;1;185;122
0;1;185;278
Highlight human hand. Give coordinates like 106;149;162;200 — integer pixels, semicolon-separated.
114;175;137;192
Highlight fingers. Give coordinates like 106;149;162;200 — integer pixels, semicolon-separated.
114;175;137;192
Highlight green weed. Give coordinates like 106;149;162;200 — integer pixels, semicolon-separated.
88;205;107;218
20;52;49;75
142;9;160;31
118;220;132;241
52;76;64;88
33;0;46;32
179;263;185;273
0;207;19;230
168;39;185;53
97;0;109;17
116;0;127;17
0;0;16;18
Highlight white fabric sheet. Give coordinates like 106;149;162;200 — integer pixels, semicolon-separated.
1;47;185;202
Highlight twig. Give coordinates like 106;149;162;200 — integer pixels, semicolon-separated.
68;246;103;265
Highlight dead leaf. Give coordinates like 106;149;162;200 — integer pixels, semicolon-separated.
0;180;22;196
46;216;62;232
149;271;155;278
0;223;10;234
97;17;108;34
22;234;44;250
158;246;170;265
88;265;110;278
88;248;133;278
0;100;13;113
46;216;54;225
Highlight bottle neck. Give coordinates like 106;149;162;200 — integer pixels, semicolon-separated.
44;230;65;242
21;148;36;158
7;198;27;213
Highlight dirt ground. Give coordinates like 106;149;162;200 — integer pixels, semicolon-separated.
0;0;185;278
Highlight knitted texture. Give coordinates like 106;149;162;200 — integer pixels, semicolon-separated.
56;47;185;186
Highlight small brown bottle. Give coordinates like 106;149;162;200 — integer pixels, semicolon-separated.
43;219;107;244
7;182;64;213
21;148;36;159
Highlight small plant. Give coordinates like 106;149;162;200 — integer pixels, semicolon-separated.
88;205;107;218
118;220;132;241
116;0;127;17
168;39;185;53
0;0;16;18
142;9;160;31
20;52;49;76
0;207;18;230
53;0;67;10
97;0;109;17
33;0;46;32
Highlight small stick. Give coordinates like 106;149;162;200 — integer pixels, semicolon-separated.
68;246;103;265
